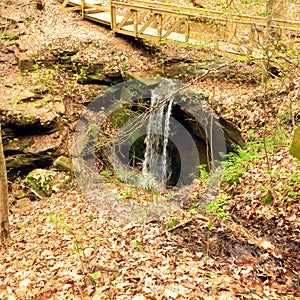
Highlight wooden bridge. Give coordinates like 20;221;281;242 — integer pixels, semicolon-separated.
60;0;300;56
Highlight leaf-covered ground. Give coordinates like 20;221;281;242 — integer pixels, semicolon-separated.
1;183;299;299
0;0;300;299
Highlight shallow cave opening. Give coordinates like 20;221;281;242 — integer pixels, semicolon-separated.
128;134;182;187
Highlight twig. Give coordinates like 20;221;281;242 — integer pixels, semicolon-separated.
167;218;193;232
94;265;120;273
75;282;84;300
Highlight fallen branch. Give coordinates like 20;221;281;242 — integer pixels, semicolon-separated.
167;218;193;232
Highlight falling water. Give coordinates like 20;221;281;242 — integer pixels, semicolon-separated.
142;80;175;189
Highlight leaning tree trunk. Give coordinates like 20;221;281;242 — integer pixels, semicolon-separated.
0;124;9;243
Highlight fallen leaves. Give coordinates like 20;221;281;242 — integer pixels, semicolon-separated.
2;186;299;298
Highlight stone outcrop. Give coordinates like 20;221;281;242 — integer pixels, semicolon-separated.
0;16;123;181
1;90;67;178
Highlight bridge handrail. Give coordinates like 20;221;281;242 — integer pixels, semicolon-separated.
60;0;300;34
111;0;300;31
60;0;110;13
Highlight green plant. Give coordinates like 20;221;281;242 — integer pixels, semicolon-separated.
0;32;22;40
198;164;209;179
163;192;175;202
124;187;134;198
222;145;260;185
188;208;198;215
100;170;113;183
19;140;31;151
48;212;105;286
115;168;140;186
33;62;41;70
205;193;233;220
91;237;102;249
167;217;180;229
90;271;102;281
206;220;213;259
261;191;273;204
49;211;66;231
139;173;156;190
100;170;112;177
187;201;200;215
131;240;142;251
274;168;300;202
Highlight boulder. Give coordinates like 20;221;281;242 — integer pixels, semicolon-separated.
25;168;71;198
6;153;53;171
71;52;123;85
53;156;72;172
160;60;230;79
75;65;123;85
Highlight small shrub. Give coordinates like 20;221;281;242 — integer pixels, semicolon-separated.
205;193;233;220
222;145;260;185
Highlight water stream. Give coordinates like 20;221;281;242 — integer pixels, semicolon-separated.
142;80;176;189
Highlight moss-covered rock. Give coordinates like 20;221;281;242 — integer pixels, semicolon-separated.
53;156;72;172
290;126;300;160
25;168;71;198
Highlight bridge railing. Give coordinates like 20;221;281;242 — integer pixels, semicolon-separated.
60;0;110;18
111;0;300;54
60;0;300;56
111;0;300;31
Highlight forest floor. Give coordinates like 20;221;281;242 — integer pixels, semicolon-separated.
0;0;300;299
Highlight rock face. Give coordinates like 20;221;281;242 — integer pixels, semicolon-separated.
127;103;244;187
0;14;122;180
1;114;67;178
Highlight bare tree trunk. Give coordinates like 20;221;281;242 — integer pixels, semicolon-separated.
265;0;286;43
262;0;285;82
0;124;10;244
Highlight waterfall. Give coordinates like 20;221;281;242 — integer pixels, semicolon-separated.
142;80;175;189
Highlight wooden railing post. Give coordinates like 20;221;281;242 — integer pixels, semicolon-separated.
185;17;190;43
133;10;138;37
110;0;115;29
81;0;85;18
60;0;300;57
157;14;163;40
